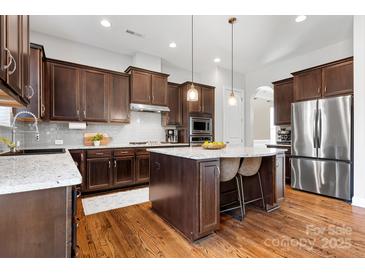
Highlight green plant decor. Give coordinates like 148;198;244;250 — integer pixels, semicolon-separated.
91;133;103;142
0;137;16;149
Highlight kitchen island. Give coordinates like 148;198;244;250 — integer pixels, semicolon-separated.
148;145;287;241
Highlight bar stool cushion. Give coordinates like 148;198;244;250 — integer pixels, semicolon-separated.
220;158;240;182
238;157;262;177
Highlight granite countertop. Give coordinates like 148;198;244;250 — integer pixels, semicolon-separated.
19;142;190;151
148;145;287;160
0;150;82;195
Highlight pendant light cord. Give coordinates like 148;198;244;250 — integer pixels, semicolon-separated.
231;18;234;96
191;15;194;85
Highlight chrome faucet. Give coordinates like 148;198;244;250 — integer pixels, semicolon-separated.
11;111;40;152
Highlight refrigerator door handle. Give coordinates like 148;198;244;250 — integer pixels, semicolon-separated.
318;109;322;148
313;109;318;148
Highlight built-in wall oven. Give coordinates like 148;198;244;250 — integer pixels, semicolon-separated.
190;135;213;144
190;117;212;135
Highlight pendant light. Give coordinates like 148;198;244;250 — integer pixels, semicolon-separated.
228;17;237;106
187;15;199;102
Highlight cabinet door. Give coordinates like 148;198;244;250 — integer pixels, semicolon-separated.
322;60;353;97
188;85;202;113
86;157;112;191
130;70;151;104
293;69;321;102
49;62;80;121
274;79;293;125
82;69;108;122
109;73;129;123
201;87;214;115
165;83;182;125
21;16;30;100
0;16;5;82
14;45;43;121
199;161;220;235
135;153;150;183
5;15;22;96
113;156;135;187
151;74;167;106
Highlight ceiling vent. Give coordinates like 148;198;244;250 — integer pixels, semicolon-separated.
125;29;144;38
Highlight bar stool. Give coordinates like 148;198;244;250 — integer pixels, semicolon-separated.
219;158;245;221
237;157;265;217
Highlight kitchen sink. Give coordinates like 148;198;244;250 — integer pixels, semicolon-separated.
0;148;66;156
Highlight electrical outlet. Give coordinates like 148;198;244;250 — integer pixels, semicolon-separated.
55;140;64;145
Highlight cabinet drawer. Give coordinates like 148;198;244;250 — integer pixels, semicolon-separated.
87;149;112;158
135;148;149;155
114;149;135;157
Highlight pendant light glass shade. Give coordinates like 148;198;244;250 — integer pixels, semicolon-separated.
187;83;199;101
228;91;237;106
187;15;198;102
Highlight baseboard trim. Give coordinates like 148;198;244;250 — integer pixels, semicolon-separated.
352;196;365;208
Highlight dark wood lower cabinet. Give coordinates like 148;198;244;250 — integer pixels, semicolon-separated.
0;186;77;258
86;157;113;191
113;156;135;187
135;153;150;184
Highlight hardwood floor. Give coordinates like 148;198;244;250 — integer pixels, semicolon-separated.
77;186;365;258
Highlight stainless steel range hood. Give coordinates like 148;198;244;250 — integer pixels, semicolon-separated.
130;103;170;113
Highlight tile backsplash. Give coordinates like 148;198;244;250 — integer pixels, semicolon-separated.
11;111;168;148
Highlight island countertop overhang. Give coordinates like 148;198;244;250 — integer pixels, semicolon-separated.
147;145;287;160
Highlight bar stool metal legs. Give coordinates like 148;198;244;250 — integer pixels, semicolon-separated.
238;171;266;218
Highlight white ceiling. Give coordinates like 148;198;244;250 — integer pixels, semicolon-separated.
30;15;353;74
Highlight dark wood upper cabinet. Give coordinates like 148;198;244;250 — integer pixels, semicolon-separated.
0;15;30;107
151;74;167;105
273;78;293;125
292;57;353;102
293;68;322;102
126;66;168;106
6;15;22;97
162;82;182;126
86;157;113;191
14;44;46;121
0;16;5;83
48;61;80;121
109;73;130;123
130;70;151;104
201;86;214;115
322;59;353;97
81;69;108;122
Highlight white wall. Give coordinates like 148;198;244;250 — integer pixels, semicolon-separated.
353;16;365;208
31;31;132;71
244;39;353;145
252;98;272;140
200;66;245;142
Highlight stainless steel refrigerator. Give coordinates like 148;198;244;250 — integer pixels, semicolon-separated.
291;95;353;201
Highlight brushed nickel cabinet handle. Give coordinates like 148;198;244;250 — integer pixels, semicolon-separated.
3;48;16;75
83;110;86;118
317;87;320;94
114;160;117;168
76;110;80;117
41;104;46;116
108;160;111;168
2;48;12;70
26;85;35;99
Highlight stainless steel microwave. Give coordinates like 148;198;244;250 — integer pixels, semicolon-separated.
190;117;212;135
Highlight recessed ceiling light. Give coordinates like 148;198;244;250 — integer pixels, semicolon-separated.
295;15;307;23
213;58;221;63
100;19;111;28
169;42;177;48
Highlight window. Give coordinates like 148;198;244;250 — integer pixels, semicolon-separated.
0;107;12;127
